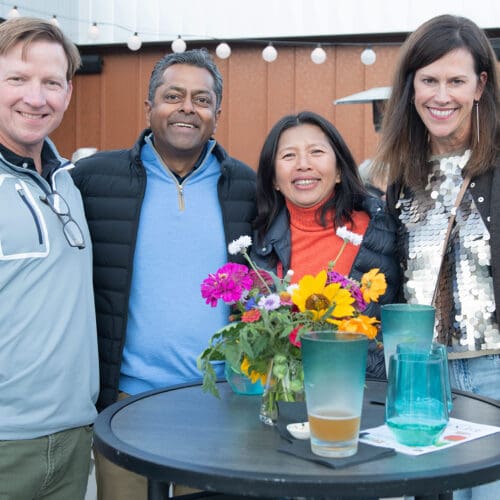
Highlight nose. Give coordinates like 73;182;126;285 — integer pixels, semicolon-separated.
179;96;195;114
23;82;46;108
435;83;450;103
296;153;310;170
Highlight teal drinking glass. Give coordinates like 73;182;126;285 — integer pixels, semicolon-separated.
395;342;453;413
381;304;436;377
385;344;450;446
430;343;453;413
301;332;368;458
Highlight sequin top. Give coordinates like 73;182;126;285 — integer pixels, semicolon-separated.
397;150;500;358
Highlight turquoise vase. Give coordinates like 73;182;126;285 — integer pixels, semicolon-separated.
224;363;264;396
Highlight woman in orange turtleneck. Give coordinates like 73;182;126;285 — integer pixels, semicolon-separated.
252;111;400;378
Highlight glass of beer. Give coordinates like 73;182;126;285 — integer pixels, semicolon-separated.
301;331;368;457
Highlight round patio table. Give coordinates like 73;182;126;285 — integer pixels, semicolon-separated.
93;379;500;499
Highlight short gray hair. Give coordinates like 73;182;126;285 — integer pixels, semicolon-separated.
147;48;223;109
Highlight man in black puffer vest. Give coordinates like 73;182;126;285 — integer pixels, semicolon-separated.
72;49;256;500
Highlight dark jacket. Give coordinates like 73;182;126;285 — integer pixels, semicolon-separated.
386;154;500;324
252;195;401;379
72;130;257;410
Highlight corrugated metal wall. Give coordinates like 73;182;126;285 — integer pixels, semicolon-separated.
52;44;401;169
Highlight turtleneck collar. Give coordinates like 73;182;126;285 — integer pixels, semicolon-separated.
285;198;332;232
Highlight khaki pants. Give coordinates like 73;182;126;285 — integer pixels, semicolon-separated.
0;425;93;500
95;392;199;499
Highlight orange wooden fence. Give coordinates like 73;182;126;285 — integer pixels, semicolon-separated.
53;43;401;169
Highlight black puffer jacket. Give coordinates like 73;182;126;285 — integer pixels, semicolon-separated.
72;130;257;410
252;196;401;379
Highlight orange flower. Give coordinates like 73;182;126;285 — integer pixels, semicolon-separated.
241;309;261;323
240;356;267;384
360;268;387;303
279;291;293;306
332;315;379;340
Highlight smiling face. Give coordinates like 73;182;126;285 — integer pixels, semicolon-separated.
413;48;486;155
0;39;72;158
274;123;340;208
145;63;220;176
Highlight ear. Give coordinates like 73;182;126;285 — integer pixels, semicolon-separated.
475;71;487;101
213;107;222;134
144;100;152;128
63;80;73;111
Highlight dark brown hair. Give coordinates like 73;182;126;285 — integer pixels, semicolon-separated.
374;14;499;189
254;111;367;237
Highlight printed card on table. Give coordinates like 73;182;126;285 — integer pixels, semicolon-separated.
359;418;500;456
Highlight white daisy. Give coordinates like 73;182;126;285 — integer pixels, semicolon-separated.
336;226;363;246
228;235;252;255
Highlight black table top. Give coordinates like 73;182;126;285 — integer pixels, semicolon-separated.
94;380;500;498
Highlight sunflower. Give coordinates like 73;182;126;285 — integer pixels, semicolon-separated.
240;356;267;385
360;268;387;303
292;270;355;322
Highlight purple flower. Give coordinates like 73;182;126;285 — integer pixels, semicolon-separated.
327;270;367;311
257;293;281;311
201;263;253;307
350;285;367;311
244;297;257;311
327;270;351;288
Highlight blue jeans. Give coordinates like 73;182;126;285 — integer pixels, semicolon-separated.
449;355;500;499
449;354;500;400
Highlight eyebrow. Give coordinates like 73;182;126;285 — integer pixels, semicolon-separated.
4;68;66;81
165;84;214;95
417;71;469;79
279;142;329;150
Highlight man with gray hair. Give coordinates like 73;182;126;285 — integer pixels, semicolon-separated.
73;48;256;498
0;17;98;499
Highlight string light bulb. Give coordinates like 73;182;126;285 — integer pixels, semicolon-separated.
215;42;231;59
88;22;99;40
127;32;142;51
262;44;277;63
310;45;327;64
171;36;186;53
0;10;379;69
7;5;20;18
361;47;376;65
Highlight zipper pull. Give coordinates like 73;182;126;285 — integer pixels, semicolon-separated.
177;184;185;211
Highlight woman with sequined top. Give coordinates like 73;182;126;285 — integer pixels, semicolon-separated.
375;14;500;407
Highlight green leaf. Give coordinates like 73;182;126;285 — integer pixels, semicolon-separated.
200;362;221;398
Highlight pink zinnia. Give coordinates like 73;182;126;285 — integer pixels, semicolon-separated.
248;269;274;294
201;263;253;307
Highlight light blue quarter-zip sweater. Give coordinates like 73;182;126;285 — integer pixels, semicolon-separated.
119;137;228;394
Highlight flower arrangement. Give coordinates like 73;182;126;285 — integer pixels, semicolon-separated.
197;234;387;421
